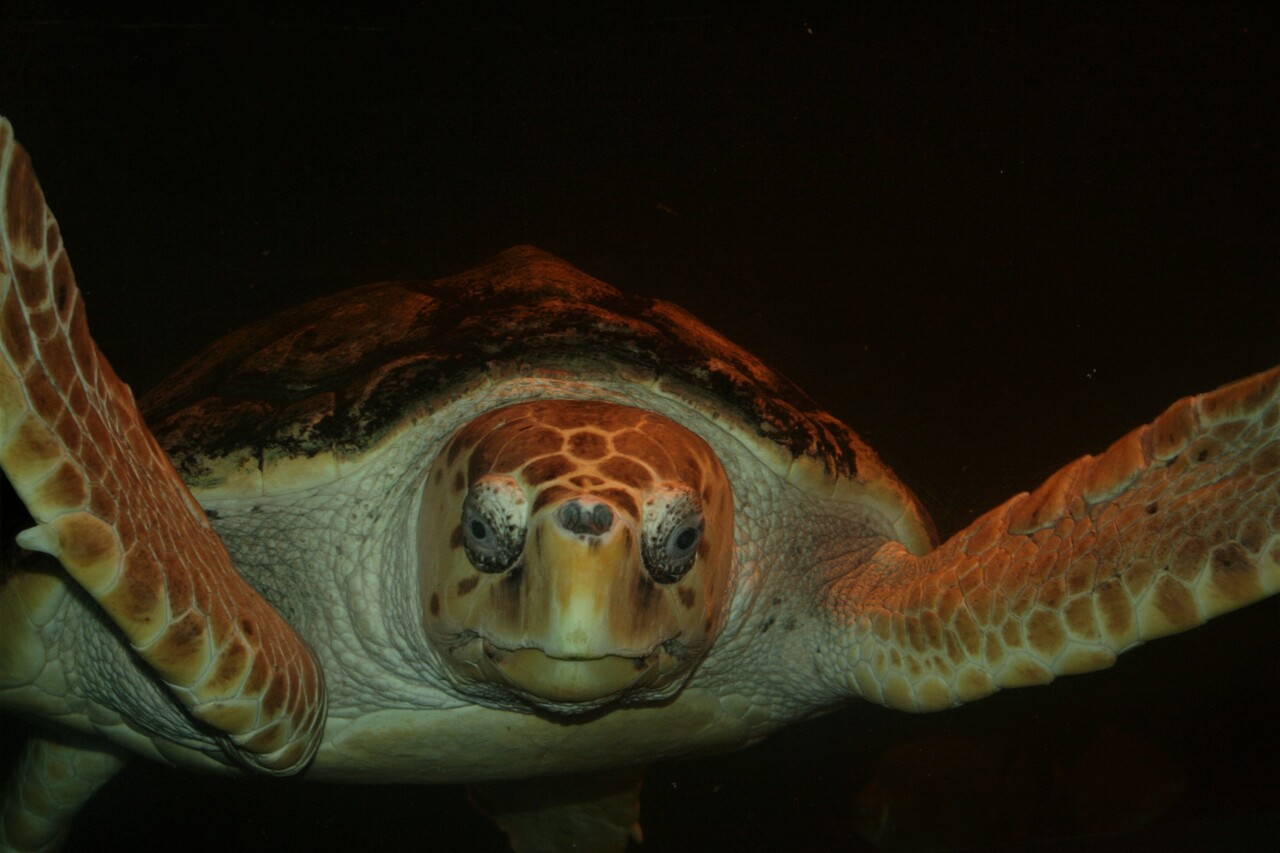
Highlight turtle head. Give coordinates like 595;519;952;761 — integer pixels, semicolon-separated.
417;400;734;714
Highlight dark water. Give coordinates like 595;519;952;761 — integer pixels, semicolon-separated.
1;7;1277;851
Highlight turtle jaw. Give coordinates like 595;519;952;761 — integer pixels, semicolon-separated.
417;399;738;712
441;635;692;713
480;642;664;705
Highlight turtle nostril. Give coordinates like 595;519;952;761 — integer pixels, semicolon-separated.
557;499;614;536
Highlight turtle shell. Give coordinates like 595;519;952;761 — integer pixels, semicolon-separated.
141;246;935;553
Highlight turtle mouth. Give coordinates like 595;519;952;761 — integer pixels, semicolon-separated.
445;635;688;708
482;642;663;703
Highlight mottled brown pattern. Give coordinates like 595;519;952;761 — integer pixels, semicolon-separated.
1;291;32;366
593;487;639;521
531;484;575;513
243;720;287;755
2;136;42;258
832;365;1280;712
522;454;575;485
206;638;250;693
492;426;565;472
260;673;289;719
567;429;609;460
243;653;270;695
596;456;654;491
150;611;207;674
33;460;87;509
138;246;891;497
449;409;508;465
0;121;326;773
99;550;163;624
419;395;735;714
53;513;117;571
611;429;667;469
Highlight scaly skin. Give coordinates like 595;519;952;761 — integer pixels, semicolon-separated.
0;734;126;853
0;114;1277;852
0;119;326;774
824;366;1280;710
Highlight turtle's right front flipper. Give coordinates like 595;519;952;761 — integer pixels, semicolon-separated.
821;365;1280;711
0;118;326;773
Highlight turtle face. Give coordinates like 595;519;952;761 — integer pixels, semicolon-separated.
417;400;734;713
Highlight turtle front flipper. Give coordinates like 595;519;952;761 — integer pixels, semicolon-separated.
823;366;1280;711
0;119;326;772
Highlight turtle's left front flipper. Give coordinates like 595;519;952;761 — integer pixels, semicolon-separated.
0;118;326;772
823;366;1280;711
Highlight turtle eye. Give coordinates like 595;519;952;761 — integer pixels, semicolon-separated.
461;476;527;573
642;485;704;584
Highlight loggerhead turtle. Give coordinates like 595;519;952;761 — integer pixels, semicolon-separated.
0;117;1277;853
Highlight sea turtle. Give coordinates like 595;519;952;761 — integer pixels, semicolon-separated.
0;117;1277;853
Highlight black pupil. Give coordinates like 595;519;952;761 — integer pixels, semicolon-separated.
469;519;489;540
675;527;698;550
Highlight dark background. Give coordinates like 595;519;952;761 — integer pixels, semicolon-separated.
1;5;1277;851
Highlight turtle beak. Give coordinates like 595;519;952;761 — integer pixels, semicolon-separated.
538;498;637;656
475;496;681;705
480;645;662;704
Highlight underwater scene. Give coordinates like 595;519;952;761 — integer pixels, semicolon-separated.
1;7;1277;851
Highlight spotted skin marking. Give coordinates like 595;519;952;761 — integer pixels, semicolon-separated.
0;121;325;775
416;399;736;708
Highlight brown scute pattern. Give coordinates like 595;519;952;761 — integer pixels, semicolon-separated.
595;487;640;520
597;456;654;490
531;484;575;514
420;397;737;687
457;400;713;525
493;426;565;471
138;245;887;492
0;121;326;773
831;366;1280;712
522;454;576;486
567;429;610;460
